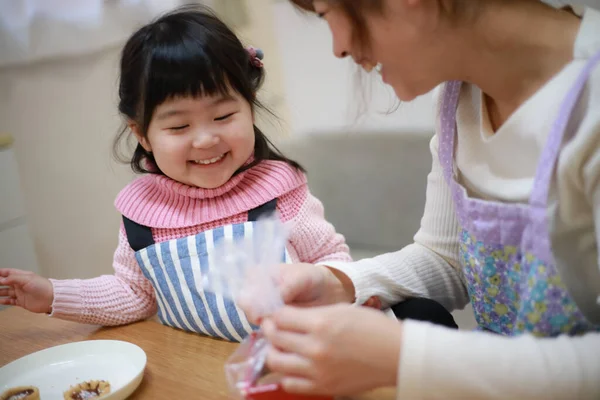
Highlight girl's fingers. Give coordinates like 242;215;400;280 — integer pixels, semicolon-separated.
0;297;15;306
0;273;30;287
0;287;14;297
0;268;26;277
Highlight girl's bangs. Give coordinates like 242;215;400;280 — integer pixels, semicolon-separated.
143;35;232;120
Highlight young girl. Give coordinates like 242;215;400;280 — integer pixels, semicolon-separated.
239;0;600;398
0;6;352;343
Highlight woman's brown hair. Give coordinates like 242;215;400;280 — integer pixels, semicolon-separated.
290;1;477;47
289;0;383;49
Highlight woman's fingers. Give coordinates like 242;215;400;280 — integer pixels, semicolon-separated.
266;347;314;379
0;287;14;297
262;318;315;356
270;306;323;333
280;376;318;395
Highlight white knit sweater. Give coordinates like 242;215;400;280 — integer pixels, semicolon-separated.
326;6;600;399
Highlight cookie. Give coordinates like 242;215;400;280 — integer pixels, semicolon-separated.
63;380;111;400
0;386;40;400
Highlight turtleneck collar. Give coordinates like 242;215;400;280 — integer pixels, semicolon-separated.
115;160;306;228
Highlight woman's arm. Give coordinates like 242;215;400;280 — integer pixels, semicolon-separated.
324;135;469;311
398;126;600;399
399;320;600;399
49;227;157;325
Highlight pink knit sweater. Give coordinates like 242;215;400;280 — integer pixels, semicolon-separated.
49;161;352;326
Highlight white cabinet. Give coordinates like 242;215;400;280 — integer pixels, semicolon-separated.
0;140;40;274
0;224;39;273
0;142;26;224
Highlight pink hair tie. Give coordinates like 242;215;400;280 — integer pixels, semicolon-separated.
246;46;264;68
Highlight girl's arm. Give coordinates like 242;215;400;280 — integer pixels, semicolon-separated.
49;226;157;325
321;135;469;311
398;321;600;399
285;185;353;265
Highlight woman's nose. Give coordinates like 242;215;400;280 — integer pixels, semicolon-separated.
333;42;349;59
192;131;220;149
331;27;351;59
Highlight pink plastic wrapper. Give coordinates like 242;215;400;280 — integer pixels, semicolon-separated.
225;331;333;400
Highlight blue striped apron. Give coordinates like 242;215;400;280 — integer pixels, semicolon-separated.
122;199;289;342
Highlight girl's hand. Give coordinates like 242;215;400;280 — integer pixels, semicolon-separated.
261;304;402;396
240;263;356;324
0;268;54;313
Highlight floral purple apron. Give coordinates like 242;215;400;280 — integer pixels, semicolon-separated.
439;51;600;336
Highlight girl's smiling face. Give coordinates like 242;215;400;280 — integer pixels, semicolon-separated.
133;90;255;189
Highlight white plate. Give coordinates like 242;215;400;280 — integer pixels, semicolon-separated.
0;340;146;400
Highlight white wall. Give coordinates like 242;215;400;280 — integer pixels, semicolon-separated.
233;0;293;137
271;2;436;135
0;0;180;68
0;1;437;281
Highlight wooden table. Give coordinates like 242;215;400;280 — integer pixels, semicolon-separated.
0;307;395;399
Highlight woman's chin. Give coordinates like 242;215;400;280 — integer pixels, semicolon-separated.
389;76;436;102
392;84;420;102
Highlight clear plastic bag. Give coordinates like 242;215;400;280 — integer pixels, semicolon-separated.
203;213;287;318
202;213;332;400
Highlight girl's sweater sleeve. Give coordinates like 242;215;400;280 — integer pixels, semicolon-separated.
48;227;157;325
284;185;352;265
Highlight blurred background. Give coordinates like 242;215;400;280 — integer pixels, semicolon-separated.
6;0;541;326
0;0;436;278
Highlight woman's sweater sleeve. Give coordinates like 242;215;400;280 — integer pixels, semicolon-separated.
323;135;469;311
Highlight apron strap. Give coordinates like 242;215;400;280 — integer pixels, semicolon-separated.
121;198;278;251
122;216;155;252
438;81;463;185
529;49;600;208
247;198;278;222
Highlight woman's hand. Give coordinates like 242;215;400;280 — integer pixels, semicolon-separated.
261;304;402;396
0;268;54;313
240;263;356;324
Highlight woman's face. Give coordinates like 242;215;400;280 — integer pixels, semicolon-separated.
314;0;453;101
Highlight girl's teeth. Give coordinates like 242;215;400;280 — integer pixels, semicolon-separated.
194;154;224;165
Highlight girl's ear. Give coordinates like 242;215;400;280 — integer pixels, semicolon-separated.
129;122;152;152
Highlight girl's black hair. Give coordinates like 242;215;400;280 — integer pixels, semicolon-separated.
113;4;303;175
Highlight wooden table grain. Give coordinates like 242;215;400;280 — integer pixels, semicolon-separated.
0;307;395;399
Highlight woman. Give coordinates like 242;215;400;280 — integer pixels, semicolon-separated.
240;0;600;399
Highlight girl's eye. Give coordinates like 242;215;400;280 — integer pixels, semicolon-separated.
168;125;189;131
214;113;235;121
